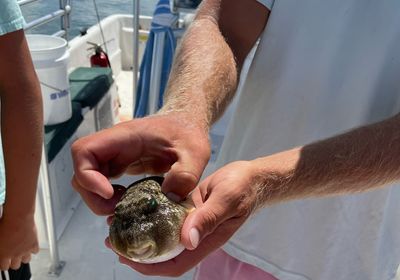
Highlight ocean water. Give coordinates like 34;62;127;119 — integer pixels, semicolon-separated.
21;0;158;39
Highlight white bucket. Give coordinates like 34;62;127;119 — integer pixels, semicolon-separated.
26;35;72;125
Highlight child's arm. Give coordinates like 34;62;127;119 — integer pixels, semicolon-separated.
0;29;43;271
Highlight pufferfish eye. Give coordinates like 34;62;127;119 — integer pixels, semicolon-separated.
144;197;158;214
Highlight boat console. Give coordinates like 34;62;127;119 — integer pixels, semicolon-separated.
170;0;201;13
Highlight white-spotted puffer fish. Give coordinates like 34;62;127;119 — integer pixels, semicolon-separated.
109;176;193;263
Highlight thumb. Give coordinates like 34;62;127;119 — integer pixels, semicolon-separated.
180;198;231;250
162;151;207;199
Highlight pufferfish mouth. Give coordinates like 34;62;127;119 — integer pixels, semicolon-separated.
126;241;157;260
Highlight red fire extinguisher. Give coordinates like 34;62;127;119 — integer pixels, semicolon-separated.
87;42;111;68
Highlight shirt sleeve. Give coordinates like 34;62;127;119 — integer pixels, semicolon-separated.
256;0;274;11
0;0;26;36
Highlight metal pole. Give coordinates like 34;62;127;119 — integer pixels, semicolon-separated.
24;10;66;31
148;32;165;115
60;0;65;38
17;0;40;6
52;30;66;38
133;0;140;114
59;0;71;40
39;145;65;276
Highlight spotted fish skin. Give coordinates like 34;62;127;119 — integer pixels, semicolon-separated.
109;176;190;263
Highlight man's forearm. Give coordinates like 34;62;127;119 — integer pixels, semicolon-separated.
253;113;400;206
159;1;238;130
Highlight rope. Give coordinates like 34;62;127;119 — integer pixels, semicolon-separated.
92;0;109;56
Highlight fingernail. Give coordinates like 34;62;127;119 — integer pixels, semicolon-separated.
166;192;182;202
189;228;200;249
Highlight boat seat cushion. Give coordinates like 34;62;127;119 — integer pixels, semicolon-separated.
69;67;114;109
45;102;83;163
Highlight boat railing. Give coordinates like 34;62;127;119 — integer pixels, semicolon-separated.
18;0;71;39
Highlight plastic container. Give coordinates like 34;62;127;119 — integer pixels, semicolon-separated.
26;35;72;125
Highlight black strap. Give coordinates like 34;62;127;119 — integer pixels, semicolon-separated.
8;263;31;280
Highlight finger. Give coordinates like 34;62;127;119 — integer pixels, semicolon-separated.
0;259;11;271
72;178;126;216
162;149;209;199
188;187;205;208
29;237;40;255
105;237;120;257
104;237;112;249
31;243;40;254
72;169;114;199
71;127;142;198
106;215;114;226
71;147;115;199
9;258;22;270
197;176;213;202
21;254;31;264
180;188;235;250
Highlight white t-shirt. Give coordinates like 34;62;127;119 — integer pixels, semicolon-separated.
216;0;400;279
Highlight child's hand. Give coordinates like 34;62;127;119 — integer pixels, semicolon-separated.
0;214;39;270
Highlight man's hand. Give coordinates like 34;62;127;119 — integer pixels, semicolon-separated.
71;113;211;216
0;215;39;270
108;161;261;277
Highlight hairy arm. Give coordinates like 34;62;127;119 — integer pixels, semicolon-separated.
0;30;43;221
159;0;269;129
71;0;269;208
253;113;400;206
